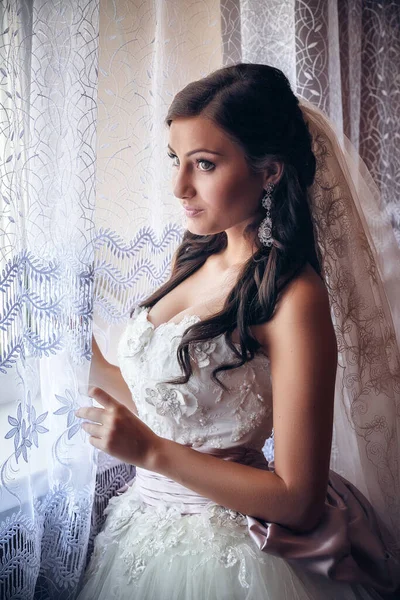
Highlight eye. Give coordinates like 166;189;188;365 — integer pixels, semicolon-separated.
167;152;215;172
167;151;179;166
196;158;215;172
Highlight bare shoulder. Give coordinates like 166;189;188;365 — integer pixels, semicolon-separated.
256;263;335;355
275;262;332;326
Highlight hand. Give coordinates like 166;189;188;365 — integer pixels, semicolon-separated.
75;387;161;470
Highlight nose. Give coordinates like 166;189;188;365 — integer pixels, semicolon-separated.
172;165;195;200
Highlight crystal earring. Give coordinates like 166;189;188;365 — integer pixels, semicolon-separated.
257;182;275;247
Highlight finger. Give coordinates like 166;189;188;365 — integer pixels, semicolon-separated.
81;421;103;438
87;435;104;451
88;387;119;408
76;406;107;423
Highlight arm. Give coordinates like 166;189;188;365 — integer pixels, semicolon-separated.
151;273;337;533
90;334;138;415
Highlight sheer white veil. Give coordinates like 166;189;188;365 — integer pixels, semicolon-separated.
298;98;400;551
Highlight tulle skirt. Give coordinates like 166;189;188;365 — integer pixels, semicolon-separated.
76;478;382;600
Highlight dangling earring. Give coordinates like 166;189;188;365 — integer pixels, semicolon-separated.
257;182;275;247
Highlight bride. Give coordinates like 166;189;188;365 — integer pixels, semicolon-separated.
75;63;400;599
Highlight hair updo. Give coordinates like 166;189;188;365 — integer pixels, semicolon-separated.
135;63;322;391
166;63;316;188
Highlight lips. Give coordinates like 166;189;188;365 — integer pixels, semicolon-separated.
184;207;204;216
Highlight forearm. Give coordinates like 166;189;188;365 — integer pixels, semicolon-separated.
89;334;138;415
152;438;319;532
91;362;138;415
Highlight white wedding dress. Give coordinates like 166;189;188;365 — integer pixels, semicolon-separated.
76;305;382;600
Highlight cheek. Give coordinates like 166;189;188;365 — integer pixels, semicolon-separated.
213;177;256;210
206;174;244;204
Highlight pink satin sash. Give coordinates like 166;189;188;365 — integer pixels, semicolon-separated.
134;445;269;514
247;463;400;594
115;445;400;593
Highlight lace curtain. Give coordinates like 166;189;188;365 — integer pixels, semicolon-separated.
1;2;101;600
1;1;399;598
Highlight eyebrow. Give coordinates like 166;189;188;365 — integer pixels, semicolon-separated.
167;144;224;157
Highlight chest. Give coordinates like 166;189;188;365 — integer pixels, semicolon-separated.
148;261;236;326
147;260;269;353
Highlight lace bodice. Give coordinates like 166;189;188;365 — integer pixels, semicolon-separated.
117;305;273;451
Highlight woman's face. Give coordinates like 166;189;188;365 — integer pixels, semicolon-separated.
168;116;266;236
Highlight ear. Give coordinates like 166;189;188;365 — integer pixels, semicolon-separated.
263;161;284;188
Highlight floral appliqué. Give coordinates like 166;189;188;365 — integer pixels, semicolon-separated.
119;306;154;358
207;504;247;528
144;383;198;423
189;339;217;367
229;369;272;442
83;486;267;593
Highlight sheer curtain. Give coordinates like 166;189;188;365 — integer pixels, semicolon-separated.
1;1;398;598
0;2;100;599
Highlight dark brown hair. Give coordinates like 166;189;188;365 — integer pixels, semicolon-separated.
132;63;322;392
